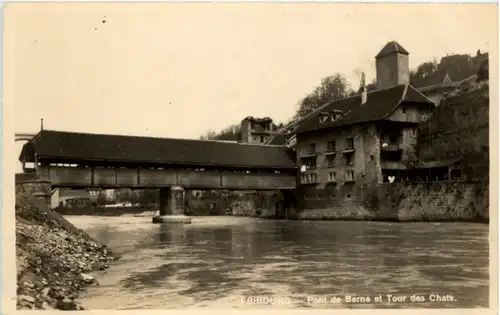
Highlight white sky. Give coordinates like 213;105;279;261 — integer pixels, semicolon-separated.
4;3;497;172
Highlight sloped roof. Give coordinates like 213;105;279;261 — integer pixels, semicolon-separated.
295;84;434;134
375;41;409;59
20;130;297;170
412;68;449;89
267;134;286;146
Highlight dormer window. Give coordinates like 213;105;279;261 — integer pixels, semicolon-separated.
319;112;330;123
331;109;343;122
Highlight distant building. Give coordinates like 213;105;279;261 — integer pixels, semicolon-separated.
240;116;278;145
412;51;489;105
293;41;437;208
51;188;99;209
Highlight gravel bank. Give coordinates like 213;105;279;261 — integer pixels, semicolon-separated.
16;191;119;310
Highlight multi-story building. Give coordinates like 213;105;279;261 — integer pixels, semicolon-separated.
240;116;277;145
293;41;436;206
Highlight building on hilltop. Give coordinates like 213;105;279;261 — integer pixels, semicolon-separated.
293;41;439;210
412;50;489;105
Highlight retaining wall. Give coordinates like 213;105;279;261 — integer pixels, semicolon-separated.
291;181;488;222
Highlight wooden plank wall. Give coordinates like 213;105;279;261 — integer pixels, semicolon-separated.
37;165;296;190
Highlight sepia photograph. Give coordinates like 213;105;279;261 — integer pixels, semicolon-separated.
2;1;497;312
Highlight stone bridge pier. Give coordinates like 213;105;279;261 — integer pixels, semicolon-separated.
153;186;192;224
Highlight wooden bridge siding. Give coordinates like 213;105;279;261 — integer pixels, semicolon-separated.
93;168;116;186
138;169;177;187
37;165;296;189
116;168;138;187
44;166;92;186
177;170;221;188
221;172;296;189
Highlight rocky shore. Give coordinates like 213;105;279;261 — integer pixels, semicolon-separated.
16;191;118;310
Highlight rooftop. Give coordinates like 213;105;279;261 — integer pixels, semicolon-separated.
295;84;435;134
375;41;409;59
20;130;297;170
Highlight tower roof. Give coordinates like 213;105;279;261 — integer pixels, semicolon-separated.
375;41;409;59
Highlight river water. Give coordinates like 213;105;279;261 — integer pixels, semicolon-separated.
65;215;489;309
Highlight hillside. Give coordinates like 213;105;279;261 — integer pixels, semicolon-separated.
417;79;489;180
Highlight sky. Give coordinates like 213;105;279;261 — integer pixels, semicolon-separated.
4;2;497;172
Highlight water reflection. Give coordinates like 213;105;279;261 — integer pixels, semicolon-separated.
66;216;489;309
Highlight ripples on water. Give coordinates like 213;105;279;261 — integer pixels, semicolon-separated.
66;215;489;310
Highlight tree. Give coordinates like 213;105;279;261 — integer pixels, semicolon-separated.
294;73;354;119
199;129;218;140
97;192;108;206
200;124;241;141
409;60;439;85
138;189;158;206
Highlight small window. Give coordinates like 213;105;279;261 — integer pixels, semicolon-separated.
320;115;329;123
301;157;317;170
260;136;264;142
300;172;317;184
309;143;316;153
346;138;354;150
345;193;352;200
402;108;406;114
370;154;374;161
346;170;355;182
327;140;336;152
345;154;354;166
327;155;336;167
328;172;336;182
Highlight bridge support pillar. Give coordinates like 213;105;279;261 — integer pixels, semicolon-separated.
153;186;191;224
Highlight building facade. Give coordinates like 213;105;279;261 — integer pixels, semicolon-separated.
294;41;436;209
240;116;277;145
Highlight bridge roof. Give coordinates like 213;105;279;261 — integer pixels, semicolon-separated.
21;130;297;170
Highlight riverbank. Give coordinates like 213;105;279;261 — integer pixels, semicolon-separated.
16;191;118;310
54;205;158;217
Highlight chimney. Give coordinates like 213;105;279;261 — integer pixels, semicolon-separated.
360;72;367;105
40;118;44;131
361;86;367;105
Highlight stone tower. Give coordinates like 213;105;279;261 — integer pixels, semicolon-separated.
375;41;410;90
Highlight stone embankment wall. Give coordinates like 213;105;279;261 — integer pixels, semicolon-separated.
391;181;488;221
290;181;488;222
16;180;52;208
230;191;283;218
